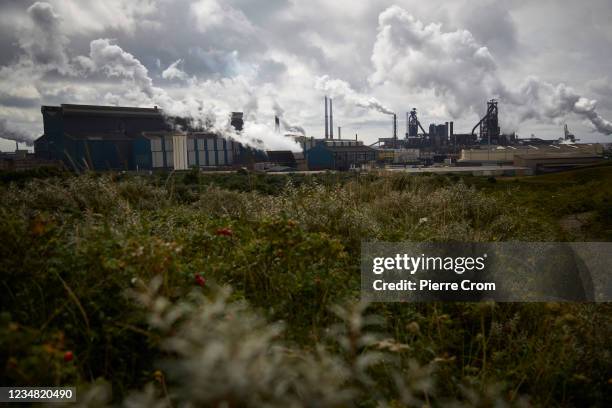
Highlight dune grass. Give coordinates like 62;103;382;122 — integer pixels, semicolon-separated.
0;168;610;407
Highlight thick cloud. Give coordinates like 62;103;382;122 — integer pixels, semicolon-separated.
369;6;504;118
19;2;70;73
72;38;301;150
190;0;255;34
368;5;612;135
454;0;518;58
1;0;612;152
500;77;612;135
76;39;158;97
588;77;612;100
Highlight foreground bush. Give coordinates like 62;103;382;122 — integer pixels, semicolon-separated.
0;173;610;406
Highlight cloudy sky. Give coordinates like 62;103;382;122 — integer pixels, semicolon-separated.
1;0;612;151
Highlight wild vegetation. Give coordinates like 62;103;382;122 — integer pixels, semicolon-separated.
1;166;611;407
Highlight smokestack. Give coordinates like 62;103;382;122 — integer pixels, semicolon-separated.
324;96;329;139
355;133;358;141
330;99;334;139
15;141;18;151
393;113;397;140
338;126;341;139
445;121;449;144
450;121;454;145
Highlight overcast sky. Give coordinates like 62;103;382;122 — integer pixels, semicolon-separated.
1;0;611;151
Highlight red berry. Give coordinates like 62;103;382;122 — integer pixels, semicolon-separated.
215;227;233;237
64;351;74;362
194;274;206;287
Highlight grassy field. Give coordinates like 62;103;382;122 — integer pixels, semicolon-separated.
1;166;611;407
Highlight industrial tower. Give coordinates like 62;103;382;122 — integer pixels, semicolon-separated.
472;99;500;145
406;108;428;138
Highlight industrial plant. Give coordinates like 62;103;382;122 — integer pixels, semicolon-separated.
1;96;607;175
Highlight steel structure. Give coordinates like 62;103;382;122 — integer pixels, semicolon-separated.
472;99;500;144
406;108;428;137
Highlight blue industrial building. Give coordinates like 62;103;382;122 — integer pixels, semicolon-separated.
34;104;247;171
306;139;376;171
35;104;168;170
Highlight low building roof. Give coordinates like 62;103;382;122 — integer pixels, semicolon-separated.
42;104;163;118
514;153;603;160
322;145;376;153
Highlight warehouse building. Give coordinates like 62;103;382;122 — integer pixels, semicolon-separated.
138;131;241;170
35;104;169;170
35;104;246;171
513;153;606;174
306;139;376;170
458;144;604;165
377;148;420;164
0;149;61;171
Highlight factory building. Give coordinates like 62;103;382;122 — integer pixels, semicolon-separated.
136;131;242;170
459;144;605;172
428;123;449;148
34;104;247;171
289;135;318;152
0;149;61;171
513;152;606;174
377;148;420;164
35;104;169;170
306;139;376;171
459;144;603;164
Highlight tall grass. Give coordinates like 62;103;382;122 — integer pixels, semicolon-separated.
0;172;609;406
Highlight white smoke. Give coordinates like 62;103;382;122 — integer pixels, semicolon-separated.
369;5;612;136
273;102;306;135
504;78;612;135
76;39;159;98
356;97;394;115
315;75;394;115
574;98;612;135
72;39;301;150
370;5;503;118
0;119;36;146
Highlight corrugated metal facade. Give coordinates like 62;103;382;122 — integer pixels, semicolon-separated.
306;140;376;170
35;104;245;171
139;132;241;170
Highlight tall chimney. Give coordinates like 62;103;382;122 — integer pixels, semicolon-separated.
338;126;341;139
330;98;334;139
445;121;449;144
324;96;329;139
15;141;19;151
450;121;454;145
393;114;397;140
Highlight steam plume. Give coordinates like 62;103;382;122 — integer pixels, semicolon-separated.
74;39;301;150
370;5;612;136
356;97;394;115
315;75;394;116
0;119;35;146
273;102;306;135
